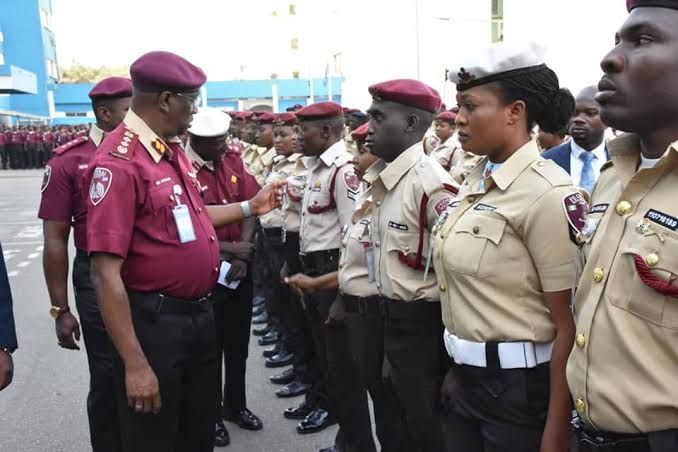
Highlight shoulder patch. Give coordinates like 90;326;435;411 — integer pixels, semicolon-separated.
40;165;52;192
52;136;88;155
434;196;454;217
89;167;113;205
343;169;361;192
110;129;138;160
531;159;572;187
563;191;589;244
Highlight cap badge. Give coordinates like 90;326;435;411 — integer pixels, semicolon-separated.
457;68;476;83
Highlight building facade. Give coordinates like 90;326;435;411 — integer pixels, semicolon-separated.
0;0;59;125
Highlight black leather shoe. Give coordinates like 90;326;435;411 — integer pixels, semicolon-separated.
297;409;335;434
275;380;310;398
224;408;263;431
270;367;295;385
265;350;295;368
215;420;230;447
284;400;313;420
262;343;281;358
252;312;269;324
252;325;271;336
252;295;265;307
258;331;280;347
252;304;266;316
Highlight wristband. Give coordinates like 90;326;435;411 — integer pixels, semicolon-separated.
240;201;252;218
0;347;13;356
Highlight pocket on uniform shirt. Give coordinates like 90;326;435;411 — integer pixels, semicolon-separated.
147;184;181;243
385;228;423;274
446;213;506;278
607;235;678;330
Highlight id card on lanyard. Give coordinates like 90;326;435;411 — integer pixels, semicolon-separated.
171;184;197;243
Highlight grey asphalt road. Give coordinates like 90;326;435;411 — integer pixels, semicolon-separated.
0;169;336;452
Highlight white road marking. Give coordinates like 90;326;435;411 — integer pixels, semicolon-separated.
16;261;30;268
27;252;40;259
2;241;44;246
7;270;19;278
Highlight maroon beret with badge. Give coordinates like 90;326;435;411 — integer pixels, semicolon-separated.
88;77;133;100
368;79;442;113
627;0;678;10
435;110;457;123
351;123;369;142
130;51;206;92
273;112;297;126
254;112;277;123
296;101;344;121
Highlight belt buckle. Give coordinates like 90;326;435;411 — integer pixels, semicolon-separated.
522;342;538;368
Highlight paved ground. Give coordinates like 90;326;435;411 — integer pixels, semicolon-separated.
0;169;336;452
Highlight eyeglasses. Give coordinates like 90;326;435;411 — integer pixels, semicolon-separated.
174;92;201;108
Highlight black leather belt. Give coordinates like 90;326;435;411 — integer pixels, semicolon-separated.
299;249;340;276
572;417;661;452
341;293;381;316
379;296;441;320
128;290;211;315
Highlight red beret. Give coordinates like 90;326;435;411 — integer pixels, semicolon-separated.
235;111;254;120
88;77;133;100
227;111;239;117
435;111;457;122
254;112;276;123
130;51;206;92
627;0;678;10
351;123;369;142
368;79;442;113
451;106;460;114
273;112;297;126
296;101;344;120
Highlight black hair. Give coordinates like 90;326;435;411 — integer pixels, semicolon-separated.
490;66;574;134
91;97;126;122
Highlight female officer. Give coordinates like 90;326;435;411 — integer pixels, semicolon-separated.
434;41;580;451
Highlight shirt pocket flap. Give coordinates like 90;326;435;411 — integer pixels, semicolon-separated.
454;214;507;246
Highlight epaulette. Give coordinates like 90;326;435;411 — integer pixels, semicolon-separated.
52;136;88;156
333;150;353;167
530;159;571;187
109;128;138;160
286;153;301;163
414;155;458;196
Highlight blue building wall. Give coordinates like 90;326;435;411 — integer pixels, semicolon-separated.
0;0;57;122
52;77;344;125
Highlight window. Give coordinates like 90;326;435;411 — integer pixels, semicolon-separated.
46;59;58;79
291;37;299;50
491;0;504;42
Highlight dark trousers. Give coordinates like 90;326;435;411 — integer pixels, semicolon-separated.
344;295;414;452
442;363;550;452
8;144;21;169
113;291;219;452
302;250;368;451
43;143;54;165
381;299;446;452
212;271;253;415
0;145;7;169
260;228;286;327
252;225;268;302
73;252;122;452
26;143;37;168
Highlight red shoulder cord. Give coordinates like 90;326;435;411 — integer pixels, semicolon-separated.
633;254;678;298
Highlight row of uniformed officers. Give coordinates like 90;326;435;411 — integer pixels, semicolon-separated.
36;1;678;450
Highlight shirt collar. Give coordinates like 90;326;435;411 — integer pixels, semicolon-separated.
570;138;607;162
123;109;181;163
372;142;423;191
484;140;542;191
319;140;346;167
89;124;105;147
607;133;678;185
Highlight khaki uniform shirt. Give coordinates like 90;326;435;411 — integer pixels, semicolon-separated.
242;142;257;167
365;143;458;302
433;140;577;342
283;156;311;234
566;133;678;433
449;149;482;185
299;141;358;253
429;134;461;170
260;153;301;229
249;146;276;186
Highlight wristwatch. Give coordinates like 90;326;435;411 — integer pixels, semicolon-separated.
50;305;70;320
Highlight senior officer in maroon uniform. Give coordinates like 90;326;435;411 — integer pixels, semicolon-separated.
85;51;283;452
39;76;132;452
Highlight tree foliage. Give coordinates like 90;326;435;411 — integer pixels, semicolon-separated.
60;62;129;83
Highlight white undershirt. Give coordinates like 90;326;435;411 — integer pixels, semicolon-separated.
638;153;661;171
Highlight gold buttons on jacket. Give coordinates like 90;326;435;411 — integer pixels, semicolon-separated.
646;253;659;267
439;283;447;292
575;398;586;415
592;267;605;283
472;226;480;234
467;196;476;204
576;334;587;349
616;201;632;216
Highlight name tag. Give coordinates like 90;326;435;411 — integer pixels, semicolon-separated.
172;205;197;243
645;209;678;231
590;203;608;214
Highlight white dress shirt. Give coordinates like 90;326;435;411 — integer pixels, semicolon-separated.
569;139;607;187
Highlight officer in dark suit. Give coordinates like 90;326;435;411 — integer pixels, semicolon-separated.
542;85;608;192
0;241;17;392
